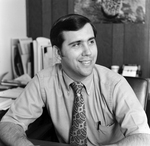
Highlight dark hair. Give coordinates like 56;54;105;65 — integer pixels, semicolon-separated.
50;14;97;49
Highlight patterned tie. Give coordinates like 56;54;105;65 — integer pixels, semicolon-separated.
70;82;87;146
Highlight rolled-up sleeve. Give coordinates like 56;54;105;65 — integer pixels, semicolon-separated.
113;77;150;136
1;75;45;131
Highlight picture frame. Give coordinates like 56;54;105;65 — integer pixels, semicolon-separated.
71;0;146;23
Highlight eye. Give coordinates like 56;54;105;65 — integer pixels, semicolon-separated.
88;39;95;45
72;42;81;48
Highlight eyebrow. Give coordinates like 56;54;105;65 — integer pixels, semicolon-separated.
68;37;96;46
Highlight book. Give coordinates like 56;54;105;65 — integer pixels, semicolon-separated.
12;45;24;77
19;38;33;76
30;41;34;77
11;39;23;78
11;38;33;77
31;40;38;76
11;37;57;78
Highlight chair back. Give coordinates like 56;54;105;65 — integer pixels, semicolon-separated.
125;77;149;110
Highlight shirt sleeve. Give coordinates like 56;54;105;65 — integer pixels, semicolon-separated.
1;75;45;131
112;77;150;136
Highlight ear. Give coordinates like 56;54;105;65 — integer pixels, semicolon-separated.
53;45;62;61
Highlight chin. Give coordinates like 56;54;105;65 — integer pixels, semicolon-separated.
77;64;95;77
81;69;93;77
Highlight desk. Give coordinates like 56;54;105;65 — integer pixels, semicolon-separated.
31;139;71;146
0;139;71;146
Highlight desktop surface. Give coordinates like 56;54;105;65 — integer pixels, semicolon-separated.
0;139;71;146
31;139;71;146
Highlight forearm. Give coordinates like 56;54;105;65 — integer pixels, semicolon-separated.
0;122;34;146
103;133;150;146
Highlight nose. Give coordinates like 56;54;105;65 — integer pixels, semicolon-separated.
82;44;92;56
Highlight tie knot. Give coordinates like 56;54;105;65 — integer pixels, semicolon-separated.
71;82;84;94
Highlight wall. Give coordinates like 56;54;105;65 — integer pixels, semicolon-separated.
0;0;27;80
68;0;150;78
27;0;150;78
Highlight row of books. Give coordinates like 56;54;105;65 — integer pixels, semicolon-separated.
11;37;60;78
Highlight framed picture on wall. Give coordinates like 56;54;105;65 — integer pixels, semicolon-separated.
73;0;146;23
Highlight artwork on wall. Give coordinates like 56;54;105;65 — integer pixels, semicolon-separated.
74;0;146;23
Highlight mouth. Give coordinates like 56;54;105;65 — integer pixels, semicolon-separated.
79;60;92;66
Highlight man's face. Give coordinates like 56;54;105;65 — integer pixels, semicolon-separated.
60;23;97;81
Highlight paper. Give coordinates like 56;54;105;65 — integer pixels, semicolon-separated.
122;65;139;77
0;98;13;110
21;54;30;74
15;73;31;85
0;87;24;99
36;37;51;72
19;38;33;54
41;45;53;69
32;40;38;76
11;39;20;78
0;72;8;82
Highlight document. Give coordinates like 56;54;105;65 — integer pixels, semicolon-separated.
0;98;13;110
0;87;24;99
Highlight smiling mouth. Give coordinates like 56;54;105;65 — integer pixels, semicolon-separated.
80;60;92;66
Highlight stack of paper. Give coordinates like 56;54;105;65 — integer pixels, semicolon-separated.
0;98;13;110
0;87;24;99
0;87;24;110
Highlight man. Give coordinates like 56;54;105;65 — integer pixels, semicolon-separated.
0;14;150;146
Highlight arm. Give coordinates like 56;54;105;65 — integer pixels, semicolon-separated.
103;133;150;146
109;77;150;146
0;76;45;146
0;122;34;146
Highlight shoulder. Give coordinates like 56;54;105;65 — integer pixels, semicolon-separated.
36;63;63;79
93;64;129;113
31;63;63;88
93;64;126;87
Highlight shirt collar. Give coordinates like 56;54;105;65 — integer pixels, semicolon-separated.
63;71;73;90
63;71;93;95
